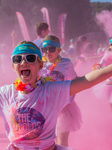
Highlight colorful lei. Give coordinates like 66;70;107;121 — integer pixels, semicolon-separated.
48;55;62;71
14;76;54;92
14;78;35;92
40;76;55;83
92;63;102;70
42;56;47;62
49;63;56;70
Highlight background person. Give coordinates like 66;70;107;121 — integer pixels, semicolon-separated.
41;35;82;146
33;22;50;55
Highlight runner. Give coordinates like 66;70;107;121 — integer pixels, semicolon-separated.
41;35;82;147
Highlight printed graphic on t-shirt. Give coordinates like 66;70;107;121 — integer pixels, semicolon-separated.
48;70;64;81
9;107;45;141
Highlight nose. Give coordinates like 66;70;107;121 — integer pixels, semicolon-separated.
20;58;27;65
46;49;50;54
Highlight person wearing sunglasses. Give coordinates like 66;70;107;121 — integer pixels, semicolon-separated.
0;40;112;150
41;35;82;147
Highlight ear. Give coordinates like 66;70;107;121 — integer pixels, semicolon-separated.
39;61;43;70
12;64;16;71
58;48;61;53
12;63;15;70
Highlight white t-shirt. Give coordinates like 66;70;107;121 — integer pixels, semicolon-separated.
33;38;43;55
42;57;77;81
0;80;71;150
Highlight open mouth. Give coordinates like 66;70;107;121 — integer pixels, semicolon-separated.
21;69;31;77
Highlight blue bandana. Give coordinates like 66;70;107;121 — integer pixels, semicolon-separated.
12;44;42;60
109;38;112;44
42;40;61;48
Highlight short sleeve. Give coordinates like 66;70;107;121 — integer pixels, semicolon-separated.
0;84;13;113
44;80;71;112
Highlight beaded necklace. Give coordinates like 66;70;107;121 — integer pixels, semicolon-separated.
13;78;41;92
42;55;62;71
13;76;55;92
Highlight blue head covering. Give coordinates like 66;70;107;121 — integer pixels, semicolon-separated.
12;44;42;60
42;40;61;48
109;38;112;44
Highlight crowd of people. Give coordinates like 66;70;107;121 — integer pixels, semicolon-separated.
0;22;112;150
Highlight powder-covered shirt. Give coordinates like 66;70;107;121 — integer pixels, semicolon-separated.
41;57;77;103
0;80;71;150
33;38;43;55
42;57;77;81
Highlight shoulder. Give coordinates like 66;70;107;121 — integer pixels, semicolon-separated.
61;57;71;64
60;57;73;67
43;80;71;92
33;39;42;45
60;57;76;78
33;38;41;42
0;84;14;95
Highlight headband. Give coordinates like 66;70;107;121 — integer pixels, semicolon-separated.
12;44;42;60
109;38;112;44
42;40;61;48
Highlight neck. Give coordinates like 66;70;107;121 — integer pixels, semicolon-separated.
37;36;42;39
48;55;61;63
49;59;57;63
21;90;31;94
22;83;37;94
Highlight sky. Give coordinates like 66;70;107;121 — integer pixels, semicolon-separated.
90;0;112;2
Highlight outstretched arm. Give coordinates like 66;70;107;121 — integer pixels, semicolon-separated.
70;64;112;95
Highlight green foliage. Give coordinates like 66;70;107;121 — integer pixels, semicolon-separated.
90;2;112;14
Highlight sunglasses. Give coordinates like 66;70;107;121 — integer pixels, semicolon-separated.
42;46;57;53
11;54;39;64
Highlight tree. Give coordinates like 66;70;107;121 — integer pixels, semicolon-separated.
90;2;112;14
